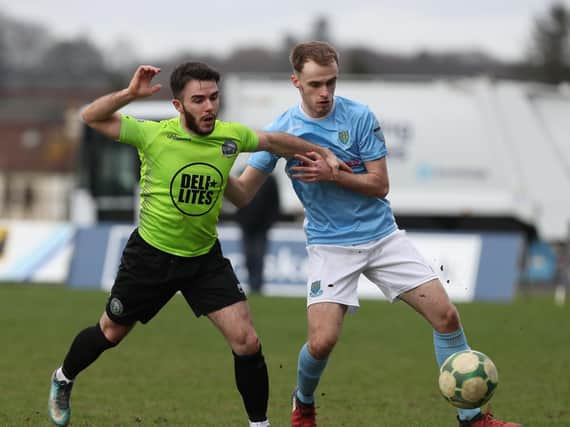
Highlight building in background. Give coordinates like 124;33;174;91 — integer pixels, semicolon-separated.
0;88;102;220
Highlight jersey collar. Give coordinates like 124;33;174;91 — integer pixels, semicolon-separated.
298;97;336;122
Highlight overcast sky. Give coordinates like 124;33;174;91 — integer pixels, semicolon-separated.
1;0;569;62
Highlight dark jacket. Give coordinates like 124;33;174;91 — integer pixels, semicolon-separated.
235;174;280;233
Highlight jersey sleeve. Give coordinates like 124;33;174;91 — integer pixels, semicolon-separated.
245;115;286;173
248;150;279;174
118;115;160;150
233;122;260;152
357;108;388;161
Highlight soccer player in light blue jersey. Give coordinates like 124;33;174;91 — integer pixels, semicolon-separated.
225;41;522;427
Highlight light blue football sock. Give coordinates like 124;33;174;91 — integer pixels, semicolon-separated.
296;343;328;405
433;328;481;421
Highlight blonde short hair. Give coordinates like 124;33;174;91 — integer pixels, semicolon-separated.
289;41;339;73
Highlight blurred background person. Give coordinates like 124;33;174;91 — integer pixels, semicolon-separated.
235;173;280;294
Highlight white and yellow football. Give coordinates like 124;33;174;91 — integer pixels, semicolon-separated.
438;350;498;409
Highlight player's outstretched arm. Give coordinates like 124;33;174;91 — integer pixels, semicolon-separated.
81;65;162;140
291;152;389;198
224;166;269;208
255;131;351;180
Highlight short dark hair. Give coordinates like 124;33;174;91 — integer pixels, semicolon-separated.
170;62;220;99
289;41;339;73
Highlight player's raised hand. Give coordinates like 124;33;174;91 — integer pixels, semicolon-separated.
127;65;162;99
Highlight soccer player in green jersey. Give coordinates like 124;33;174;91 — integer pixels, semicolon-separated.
47;62;346;427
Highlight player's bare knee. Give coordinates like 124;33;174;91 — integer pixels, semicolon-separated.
99;315;131;344
243;331;261;354
433;305;461;333
233;329;260;355
100;325;126;344
308;336;337;359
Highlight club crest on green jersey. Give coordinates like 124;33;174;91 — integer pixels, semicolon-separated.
222;140;238;157
338;130;350;144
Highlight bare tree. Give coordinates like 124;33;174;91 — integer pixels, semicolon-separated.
0;12;52;69
528;2;570;83
311;16;332;44
41;38;107;86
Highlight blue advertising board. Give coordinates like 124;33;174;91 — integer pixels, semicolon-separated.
68;224;523;302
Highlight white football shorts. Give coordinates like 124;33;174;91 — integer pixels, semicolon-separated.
305;229;438;313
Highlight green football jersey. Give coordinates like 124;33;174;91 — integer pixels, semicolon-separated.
118;114;259;256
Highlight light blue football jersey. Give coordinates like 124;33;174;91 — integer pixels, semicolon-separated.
248;96;397;246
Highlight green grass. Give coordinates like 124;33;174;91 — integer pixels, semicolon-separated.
0;284;568;426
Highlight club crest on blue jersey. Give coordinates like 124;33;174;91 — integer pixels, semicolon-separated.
338;130;350;144
310;280;323;297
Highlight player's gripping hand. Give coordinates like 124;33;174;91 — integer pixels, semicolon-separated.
127;65;162;99
291;151;352;182
321;149;353;181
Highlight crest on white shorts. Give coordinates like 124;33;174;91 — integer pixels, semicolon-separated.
310;280;323;297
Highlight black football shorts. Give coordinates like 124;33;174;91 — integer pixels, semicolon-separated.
105;228;246;325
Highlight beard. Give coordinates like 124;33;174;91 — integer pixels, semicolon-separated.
182;107;215;136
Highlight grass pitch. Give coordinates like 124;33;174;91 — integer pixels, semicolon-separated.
0;284;568;426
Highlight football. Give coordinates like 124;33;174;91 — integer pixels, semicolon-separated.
438;350;498;409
